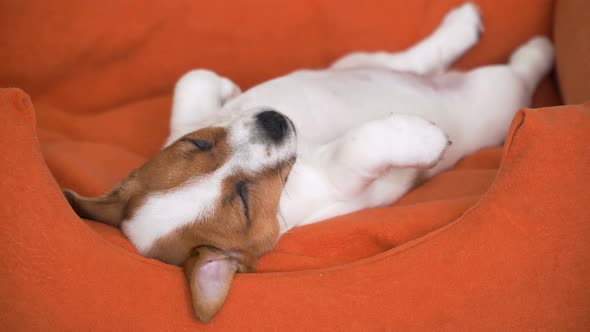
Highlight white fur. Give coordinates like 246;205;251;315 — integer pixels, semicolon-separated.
123;3;554;249
122;174;222;254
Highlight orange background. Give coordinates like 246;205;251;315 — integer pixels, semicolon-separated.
1;0;589;330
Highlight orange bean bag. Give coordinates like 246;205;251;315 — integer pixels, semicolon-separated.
1;0;589;330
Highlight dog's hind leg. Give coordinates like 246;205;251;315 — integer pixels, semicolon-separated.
508;36;554;96
330;2;482;75
164;70;241;147
422;36;553;177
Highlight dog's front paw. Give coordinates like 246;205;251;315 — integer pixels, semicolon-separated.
219;77;241;104
176;70;240;104
387;114;451;169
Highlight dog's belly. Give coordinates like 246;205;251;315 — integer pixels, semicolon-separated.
215;67;511;229
223;69;453;146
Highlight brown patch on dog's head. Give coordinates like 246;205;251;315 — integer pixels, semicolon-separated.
63;126;231;225
147;162;293;264
64;109;297;322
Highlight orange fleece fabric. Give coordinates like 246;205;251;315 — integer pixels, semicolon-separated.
1;0;589;330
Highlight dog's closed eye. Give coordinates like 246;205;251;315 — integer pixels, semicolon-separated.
183;138;213;151
236;181;250;225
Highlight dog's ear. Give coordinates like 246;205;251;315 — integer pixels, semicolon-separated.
184;246;240;322
62;188;126;227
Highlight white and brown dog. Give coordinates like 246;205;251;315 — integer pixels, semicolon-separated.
63;3;553;322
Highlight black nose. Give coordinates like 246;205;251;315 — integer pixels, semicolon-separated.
256;110;289;142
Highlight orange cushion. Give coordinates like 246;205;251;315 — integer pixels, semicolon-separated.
2;0;589;330
1;0;559;115
2;89;589;330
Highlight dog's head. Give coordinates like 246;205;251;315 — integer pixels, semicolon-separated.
64;109;296;322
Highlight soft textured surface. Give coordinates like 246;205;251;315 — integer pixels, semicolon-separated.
554;0;590;104
1;0;589;330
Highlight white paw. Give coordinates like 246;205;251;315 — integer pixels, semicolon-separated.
387;114;451;168
440;2;483;48
443;3;482;32
513;36;554;64
524;36;554;54
175;69;219;93
172;70;241;123
175;69;240;104
509;36;554;86
167;70;241;148
218;77;241;104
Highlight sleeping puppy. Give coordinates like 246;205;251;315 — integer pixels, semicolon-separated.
63;3;554;322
